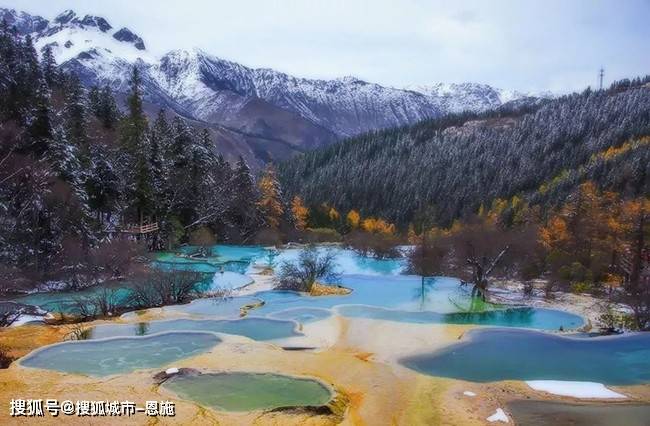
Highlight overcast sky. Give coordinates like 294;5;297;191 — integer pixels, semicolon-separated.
3;0;650;93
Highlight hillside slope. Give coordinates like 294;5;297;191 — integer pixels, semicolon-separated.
279;81;650;226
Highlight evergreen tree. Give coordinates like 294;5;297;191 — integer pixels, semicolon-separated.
62;73;88;150
40;44;58;87
119;66;152;222
28;76;53;156
227;157;260;236
86;143;121;223
99;85;119;129
120;66;147;155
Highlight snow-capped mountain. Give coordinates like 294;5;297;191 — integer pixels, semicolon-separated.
1;7;541;164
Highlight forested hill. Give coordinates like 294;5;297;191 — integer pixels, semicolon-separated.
279;79;650;227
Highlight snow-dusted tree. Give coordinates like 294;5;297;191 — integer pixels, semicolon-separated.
40;44;58;87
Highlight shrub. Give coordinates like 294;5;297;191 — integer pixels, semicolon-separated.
345;230;400;259
570;281;593;294
0;345;14;369
304;228;342;243
189;226;217;256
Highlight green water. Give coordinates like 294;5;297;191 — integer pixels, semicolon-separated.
163;372;332;411
401;329;650;385
20;332;220;376
87;318;301;341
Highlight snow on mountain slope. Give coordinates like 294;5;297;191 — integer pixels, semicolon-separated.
2;7;540;162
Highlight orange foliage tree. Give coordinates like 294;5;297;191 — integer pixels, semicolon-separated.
291;196;309;231
257;165;284;229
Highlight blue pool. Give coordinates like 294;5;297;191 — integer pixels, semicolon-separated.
400;328;650;385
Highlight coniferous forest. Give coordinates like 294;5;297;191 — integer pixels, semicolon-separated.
279;80;650;227
0;27;269;291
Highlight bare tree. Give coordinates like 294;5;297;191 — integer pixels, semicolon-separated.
74;287;124;319
131;269;203;308
0;309;22;327
408;218;542;300
275;246;339;292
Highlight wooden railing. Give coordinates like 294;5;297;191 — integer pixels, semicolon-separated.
122;222;159;234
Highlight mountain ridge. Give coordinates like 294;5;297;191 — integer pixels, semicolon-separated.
1;7;546;165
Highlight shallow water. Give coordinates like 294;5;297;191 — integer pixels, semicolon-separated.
10;284;135;315
400;328;650;385
337;305;583;330
20;332;220;376
87;318;301;341
163;296;263;318
507;400;650;426
163;372;332;411
210;271;253;291
267;307;334;324
255;247;405;276
252;276;477;315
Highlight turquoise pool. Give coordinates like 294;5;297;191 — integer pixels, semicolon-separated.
267;307;334;324
400;328;650;385
87;318;301;341
255;247;405;276
336;305;583;330
20;332;220;376
163;296;262;318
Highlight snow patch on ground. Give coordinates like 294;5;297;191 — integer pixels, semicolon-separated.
486;408;509;423
10;314;45;326
526;380;626;399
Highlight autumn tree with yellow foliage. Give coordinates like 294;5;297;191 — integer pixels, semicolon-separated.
539;182;646;295
346;210;361;230
291;196;309;231
257;165;284;229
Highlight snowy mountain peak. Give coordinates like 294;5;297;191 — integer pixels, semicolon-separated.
113;27;145;50
3;7;545;163
0;8;49;34
79;15;112;33
25;10;152;65
53;9;75;25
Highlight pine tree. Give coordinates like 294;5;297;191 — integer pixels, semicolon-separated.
227;157;259;235
40;44;58;87
62;73;88;149
99;85;119;129
28;77;53;156
119;66;152;222
86;143;121;223
120;66;147;155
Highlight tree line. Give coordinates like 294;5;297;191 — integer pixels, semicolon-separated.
0;25;273;292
